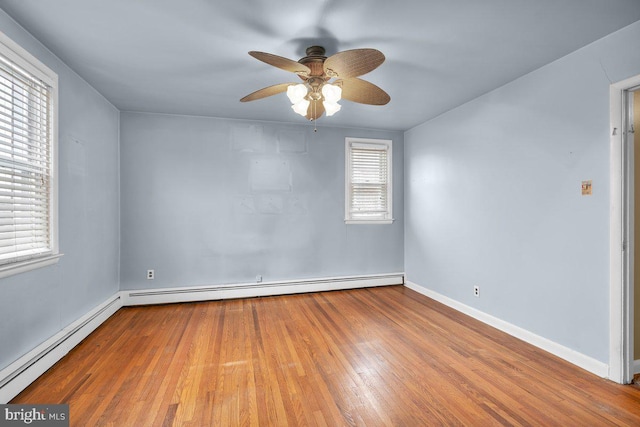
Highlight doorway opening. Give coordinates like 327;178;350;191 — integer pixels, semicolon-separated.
610;75;640;384
631;87;640;381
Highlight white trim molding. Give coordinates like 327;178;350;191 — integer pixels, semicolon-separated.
123;273;405;306
405;280;609;379
0;294;123;403
609;73;640;384
0;254;63;280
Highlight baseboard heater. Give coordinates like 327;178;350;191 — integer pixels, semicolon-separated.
0;273;403;402
124;273;405;306
0;295;122;402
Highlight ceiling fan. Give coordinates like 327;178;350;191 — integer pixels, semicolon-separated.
240;46;390;121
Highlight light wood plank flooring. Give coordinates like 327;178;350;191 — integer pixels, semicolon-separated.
12;285;640;426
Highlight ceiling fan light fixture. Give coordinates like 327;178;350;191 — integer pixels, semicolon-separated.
286;83;308;104
292;99;310;116
241;46;389;121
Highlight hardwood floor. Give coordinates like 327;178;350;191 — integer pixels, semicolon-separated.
12;285;640;426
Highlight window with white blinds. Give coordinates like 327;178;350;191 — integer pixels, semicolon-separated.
345;138;392;224
0;31;58;272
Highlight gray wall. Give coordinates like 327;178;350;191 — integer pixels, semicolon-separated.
0;12;120;370
2;1;636;378
404;21;640;364
120;113;404;290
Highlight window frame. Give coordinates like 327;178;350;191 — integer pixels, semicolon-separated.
344;137;393;225
0;30;60;279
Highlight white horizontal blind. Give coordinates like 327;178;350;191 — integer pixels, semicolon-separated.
347;139;392;222
0;54;52;264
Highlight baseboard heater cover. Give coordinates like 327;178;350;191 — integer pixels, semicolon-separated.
0;273;403;402
124;273;405;306
0;294;123;403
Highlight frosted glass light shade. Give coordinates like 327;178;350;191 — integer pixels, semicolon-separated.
323;101;341;116
287;84;308;104
292;99;310;116
321;84;342;103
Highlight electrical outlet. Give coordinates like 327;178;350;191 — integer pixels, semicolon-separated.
256;275;262;283
147;269;154;280
473;285;480;297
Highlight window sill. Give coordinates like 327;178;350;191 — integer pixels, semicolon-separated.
345;219;394;225
0;253;63;280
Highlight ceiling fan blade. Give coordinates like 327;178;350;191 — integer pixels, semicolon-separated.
323;49;385;79
240;83;295;102
305;100;325;121
338;78;390;105
249;51;311;75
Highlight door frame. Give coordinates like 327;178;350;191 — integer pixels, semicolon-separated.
610;74;640;384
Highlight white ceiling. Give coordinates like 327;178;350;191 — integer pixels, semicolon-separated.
1;0;639;131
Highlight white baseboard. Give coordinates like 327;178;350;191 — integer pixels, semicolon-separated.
404;280;609;379
0;293;123;403
123;273;405;306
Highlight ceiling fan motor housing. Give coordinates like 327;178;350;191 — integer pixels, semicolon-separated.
298;46;330;79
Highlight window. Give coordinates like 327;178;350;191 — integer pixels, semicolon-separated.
345;137;393;224
0;31;59;278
